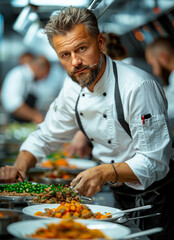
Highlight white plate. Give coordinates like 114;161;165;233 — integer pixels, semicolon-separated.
22;203;124;222
7;219;131;240
60;158;98;173
37;158;98;174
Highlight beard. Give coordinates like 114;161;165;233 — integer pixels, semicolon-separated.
159;64;170;86
69;53;104;88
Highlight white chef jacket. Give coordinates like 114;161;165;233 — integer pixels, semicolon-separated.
164;70;174;119
1;64;35;113
20;56;173;190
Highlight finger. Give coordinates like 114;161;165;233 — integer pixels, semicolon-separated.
84;185;99;198
3;166;18;183
73;178;88;196
67;146;76;157
70;175;82;187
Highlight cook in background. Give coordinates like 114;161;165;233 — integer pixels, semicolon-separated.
1;55;50;123
102;32;134;65
18;52;34;65
145;37;174;145
0;7;173;239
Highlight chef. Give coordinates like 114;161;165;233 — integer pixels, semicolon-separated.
0;6;173;239
1;55;50;123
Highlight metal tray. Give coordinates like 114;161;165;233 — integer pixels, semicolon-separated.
0;195;35;204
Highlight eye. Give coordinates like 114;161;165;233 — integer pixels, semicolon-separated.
78;46;86;53
61;52;70;60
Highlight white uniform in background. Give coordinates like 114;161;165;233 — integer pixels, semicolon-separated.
20;56;173;191
33;62;67;113
1;64;35;113
1;62;67;115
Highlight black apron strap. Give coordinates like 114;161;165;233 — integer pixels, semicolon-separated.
75;92;93;147
113;61;131;138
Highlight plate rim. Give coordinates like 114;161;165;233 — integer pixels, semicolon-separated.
7;218;131;239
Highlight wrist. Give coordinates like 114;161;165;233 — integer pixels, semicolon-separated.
14;151;37;173
98;164;117;183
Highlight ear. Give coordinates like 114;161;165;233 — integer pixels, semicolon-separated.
98;33;105;52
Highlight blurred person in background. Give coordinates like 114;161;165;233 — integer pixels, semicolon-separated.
145;37;174;144
102;32;134;65
1;55;50;123
33;61;67;115
18;52;34;65
18;52;66;115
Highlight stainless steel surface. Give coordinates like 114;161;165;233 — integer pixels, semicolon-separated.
0;208;22;235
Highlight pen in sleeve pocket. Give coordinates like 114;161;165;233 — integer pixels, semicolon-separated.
141;113;152;124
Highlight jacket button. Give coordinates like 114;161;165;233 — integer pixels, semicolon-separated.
82;93;85;97
103;92;107;96
108;140;111;144
90;138;94;141
103;114;107;118
80;112;83;116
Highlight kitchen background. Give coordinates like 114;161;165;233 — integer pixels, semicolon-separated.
1;0;174;84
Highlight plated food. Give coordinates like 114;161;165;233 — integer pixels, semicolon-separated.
37;158;98;174
23;202;123;222
0;212;5;218
38;158;75;169
34;200;112;219
29;219;108;239
7;218;131;239
0;182;80;204
0;181;48;196
29;167;77;185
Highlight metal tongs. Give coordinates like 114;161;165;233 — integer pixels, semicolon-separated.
70;186;93;202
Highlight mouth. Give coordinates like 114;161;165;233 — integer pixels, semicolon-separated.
74;67;88;74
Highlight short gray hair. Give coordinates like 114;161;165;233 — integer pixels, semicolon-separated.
44;6;100;48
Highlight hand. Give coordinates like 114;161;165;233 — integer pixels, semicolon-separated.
67;131;92;158
70;165;107;197
0;166;26;183
32;111;44;124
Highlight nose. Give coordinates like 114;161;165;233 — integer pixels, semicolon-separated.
71;52;82;67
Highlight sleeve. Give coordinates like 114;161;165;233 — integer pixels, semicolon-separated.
1;68;26;112
124;78;173;190
20;77;81;161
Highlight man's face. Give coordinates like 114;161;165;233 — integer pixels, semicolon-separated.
53;24;104;88
145;50;170;85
